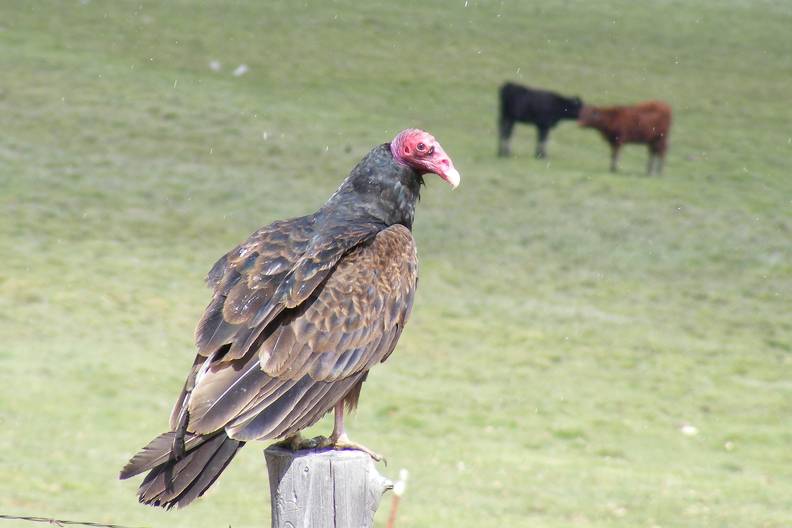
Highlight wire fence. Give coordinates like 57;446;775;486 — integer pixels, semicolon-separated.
0;514;148;528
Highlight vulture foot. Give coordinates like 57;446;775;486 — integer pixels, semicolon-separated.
315;433;385;463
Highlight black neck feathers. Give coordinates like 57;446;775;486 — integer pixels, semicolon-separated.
322;144;423;230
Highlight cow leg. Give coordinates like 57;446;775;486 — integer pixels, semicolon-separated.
646;152;656;176
650;138;667;175
655;154;665;175
498;117;514;157
610;144;621;172
535;126;550;159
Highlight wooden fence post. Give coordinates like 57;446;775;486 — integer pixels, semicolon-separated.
264;445;393;528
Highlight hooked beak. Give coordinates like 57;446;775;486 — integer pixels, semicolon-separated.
431;144;461;189
440;166;461;189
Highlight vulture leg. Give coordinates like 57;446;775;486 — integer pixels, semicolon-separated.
316;401;384;462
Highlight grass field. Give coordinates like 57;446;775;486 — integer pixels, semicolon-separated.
1;1;791;527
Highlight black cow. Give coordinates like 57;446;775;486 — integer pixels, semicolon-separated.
498;82;583;158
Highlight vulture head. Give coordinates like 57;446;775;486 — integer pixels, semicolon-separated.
390;129;461;189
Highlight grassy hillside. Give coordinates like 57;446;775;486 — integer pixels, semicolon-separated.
1;1;790;527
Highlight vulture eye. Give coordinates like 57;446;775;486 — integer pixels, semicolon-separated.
417;142;426;152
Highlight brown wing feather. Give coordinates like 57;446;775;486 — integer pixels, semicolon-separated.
195;216;315;357
181;224;417;440
195;216;385;362
259;224;417;381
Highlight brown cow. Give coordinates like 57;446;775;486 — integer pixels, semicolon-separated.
578;101;672;175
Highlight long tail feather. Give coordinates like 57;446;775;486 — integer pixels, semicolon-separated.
120;431;244;509
165;435;241;508
120;432;208;480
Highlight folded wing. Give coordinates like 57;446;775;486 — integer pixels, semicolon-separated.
174;224;418;441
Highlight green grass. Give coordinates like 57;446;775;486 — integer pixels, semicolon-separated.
1;1;790;526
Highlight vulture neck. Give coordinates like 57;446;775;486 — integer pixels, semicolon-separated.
323;143;422;230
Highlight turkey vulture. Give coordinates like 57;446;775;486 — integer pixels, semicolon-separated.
119;128;461;508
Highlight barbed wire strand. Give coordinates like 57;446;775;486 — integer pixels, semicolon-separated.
0;514;148;528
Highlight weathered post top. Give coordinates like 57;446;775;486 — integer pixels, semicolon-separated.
265;446;393;528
